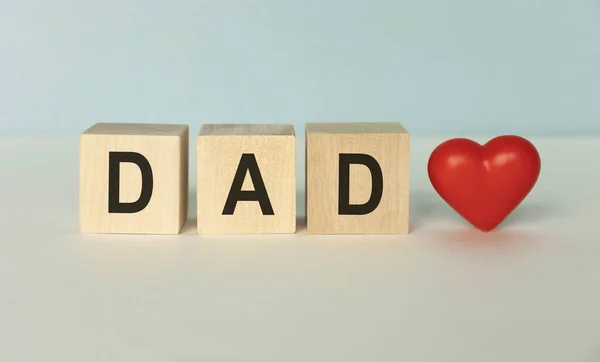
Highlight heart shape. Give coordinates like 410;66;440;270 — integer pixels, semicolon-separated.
427;135;541;231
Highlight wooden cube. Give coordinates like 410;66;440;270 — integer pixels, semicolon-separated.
197;124;296;234
305;122;410;234
79;123;189;234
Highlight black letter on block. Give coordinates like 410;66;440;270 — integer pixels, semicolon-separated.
338;153;383;215
223;153;274;215
108;152;153;213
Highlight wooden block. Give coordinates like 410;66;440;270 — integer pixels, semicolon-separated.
196;124;296;234
305;122;410;234
79;122;189;234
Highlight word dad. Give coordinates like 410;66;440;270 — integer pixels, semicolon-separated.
79;122;410;235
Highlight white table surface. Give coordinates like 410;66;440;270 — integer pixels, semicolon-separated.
1;134;599;362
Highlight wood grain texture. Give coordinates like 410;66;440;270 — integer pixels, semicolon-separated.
305;122;410;234
197;124;296;234
79;122;188;234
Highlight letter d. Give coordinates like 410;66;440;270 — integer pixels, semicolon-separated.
108;152;153;213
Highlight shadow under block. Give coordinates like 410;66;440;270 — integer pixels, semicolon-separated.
196;124;296;234
305;122;410;234
79;123;189;234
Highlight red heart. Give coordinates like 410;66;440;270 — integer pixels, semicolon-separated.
427;135;541;231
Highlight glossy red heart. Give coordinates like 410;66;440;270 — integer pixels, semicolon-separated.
427;135;541;231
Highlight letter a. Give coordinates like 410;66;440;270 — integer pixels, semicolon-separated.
222;153;274;215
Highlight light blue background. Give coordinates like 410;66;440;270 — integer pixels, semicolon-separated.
1;0;599;135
